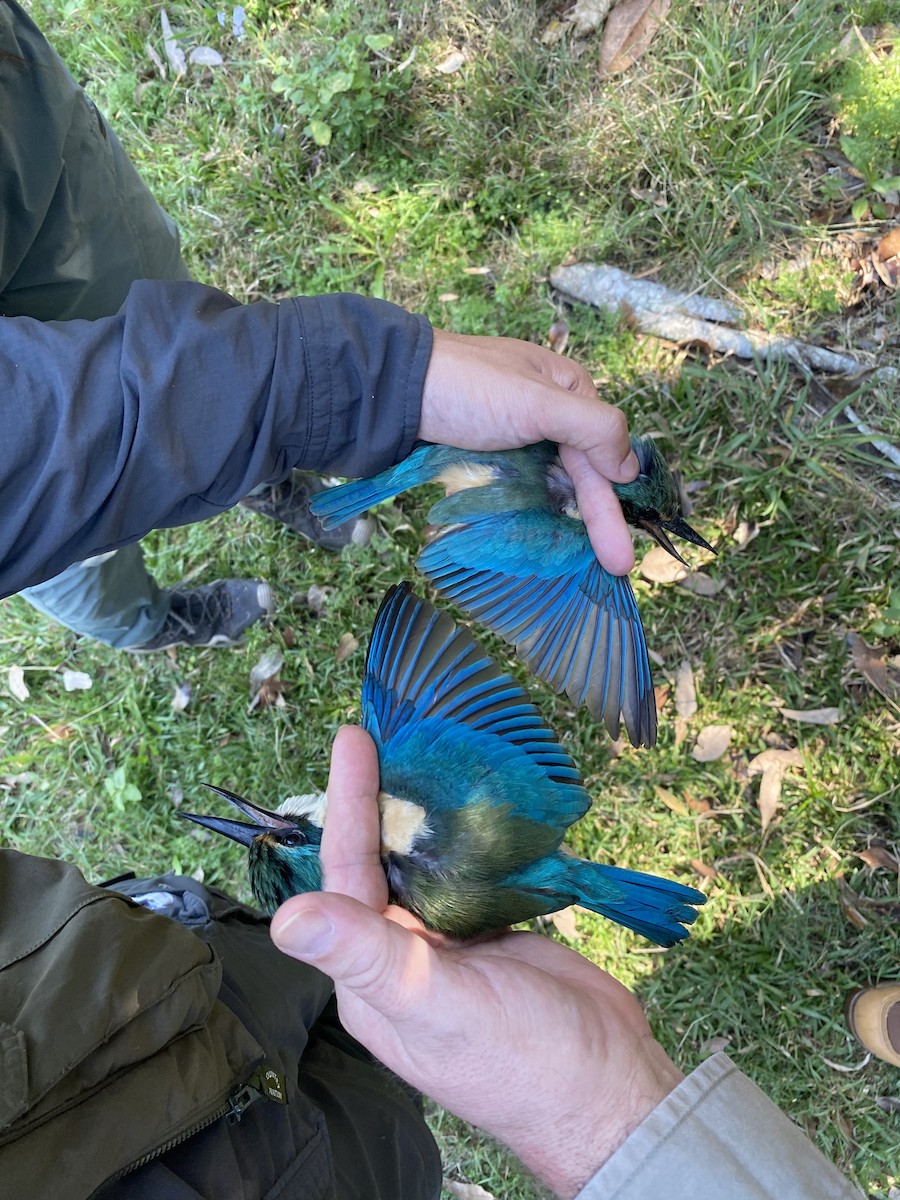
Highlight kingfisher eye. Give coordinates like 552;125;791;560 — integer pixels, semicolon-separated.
281;831;306;848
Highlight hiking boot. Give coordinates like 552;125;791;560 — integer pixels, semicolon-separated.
845;983;900;1067
129;580;274;651
240;470;374;552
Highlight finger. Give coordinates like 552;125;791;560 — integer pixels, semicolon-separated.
559;446;635;575
526;374;638;485
320;724;387;908
270;891;435;1024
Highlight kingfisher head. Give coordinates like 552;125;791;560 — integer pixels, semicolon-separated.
613;435;716;565
179;785;323;914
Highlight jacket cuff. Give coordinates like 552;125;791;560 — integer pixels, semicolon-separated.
574;1053;862;1200
294;293;432;478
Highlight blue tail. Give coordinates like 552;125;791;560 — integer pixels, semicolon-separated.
309;444;442;529
560;858;705;946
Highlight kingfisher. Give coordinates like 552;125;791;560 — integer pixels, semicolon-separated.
308;436;713;748
181;583;706;945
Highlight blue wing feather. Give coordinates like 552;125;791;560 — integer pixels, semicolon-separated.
363;584;591;831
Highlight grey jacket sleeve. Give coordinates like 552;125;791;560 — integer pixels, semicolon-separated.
0;279;432;597
575;1054;862;1200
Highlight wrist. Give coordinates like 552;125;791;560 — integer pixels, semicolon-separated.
516;1037;684;1199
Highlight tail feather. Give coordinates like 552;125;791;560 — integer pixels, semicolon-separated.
309;445;440;529
566;859;705;947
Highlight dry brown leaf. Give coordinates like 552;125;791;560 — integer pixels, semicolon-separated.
46;724;74;742
249;678;287;712
437;292;459;303
305;584;332;615
684;792;713;814
7;666;30;702
640;545;688;584
444;1182;496;1200
599;0;670;78
250;648;284;692
679;572;725;597
435;49;465;74
674;660;697;720
691;724;734;762
747;748;803;833
838;878;869;930
653;683;671;712
462;266;492;275
858;846;900;874
732;519;761;549
654;784;688;816
877;228;900;261
549;906;579;940
847;633;900;701
691;858;718;880
548;319;570;354
778;706;842;725
700;1034;731;1056
335;632;360;664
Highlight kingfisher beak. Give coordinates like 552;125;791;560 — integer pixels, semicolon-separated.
178;811;268;846
638;516;716;564
179;784;298;846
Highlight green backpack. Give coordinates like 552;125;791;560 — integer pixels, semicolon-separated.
0;850;440;1199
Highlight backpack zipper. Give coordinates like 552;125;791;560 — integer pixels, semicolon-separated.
90;1062;287;1195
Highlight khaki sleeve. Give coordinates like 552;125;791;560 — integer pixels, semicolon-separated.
575;1053;863;1200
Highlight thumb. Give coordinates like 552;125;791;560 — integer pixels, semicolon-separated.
270;892;431;1019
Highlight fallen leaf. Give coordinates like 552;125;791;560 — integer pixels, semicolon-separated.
559;0;615;37
654;784;688;816
640;545;688;583
7;666;29;702
189;45;224;66
548;906;579;940
548;319;570;355
172;683;192;713
691;724;734;762
305;584;332;615
250;647;284;692
249;678;287;712
701;1034;731;1056
691;858;718;880
170;785;184;809
747;748;804;833
282;625;296;649
838;878;869;929
435;49;465;74
462;266;492;275
145;38;167;78
679;572;725;597
599;0;670;78
684;792;713;814
877;228;900;261
437;292;459;302
335;632;359;664
858;846;900;874
778;706;842;725
159;9;187;77
46;724;74;742
653;683;670;711
191;865;205;883
732;519;760;549
674;660;697;720
875;1097;900;1115
847;633;900;701
62;669;93;692
444;1182;496;1200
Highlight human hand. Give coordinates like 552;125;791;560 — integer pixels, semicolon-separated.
271;726;683;1199
419;329;639;574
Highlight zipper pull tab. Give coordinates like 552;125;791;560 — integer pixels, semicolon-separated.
225;1063;289;1124
249;1065;288;1105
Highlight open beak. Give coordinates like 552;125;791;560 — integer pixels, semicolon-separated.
178;783;296;847
638;516;717;565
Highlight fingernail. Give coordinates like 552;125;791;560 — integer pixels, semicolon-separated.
272;908;334;958
620;450;639;479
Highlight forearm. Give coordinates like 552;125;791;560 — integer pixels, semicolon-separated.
574;1053;863;1200
0;280;431;595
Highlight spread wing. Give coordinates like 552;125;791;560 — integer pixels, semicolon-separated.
362;583;590;834
417;519;657;748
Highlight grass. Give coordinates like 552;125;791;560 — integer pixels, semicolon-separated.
4;0;900;1195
